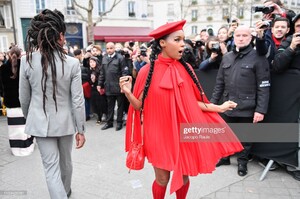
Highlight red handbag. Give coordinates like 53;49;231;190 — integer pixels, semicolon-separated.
82;82;91;98
126;110;145;172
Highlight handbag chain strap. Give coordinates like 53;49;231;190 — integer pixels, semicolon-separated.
131;109;144;145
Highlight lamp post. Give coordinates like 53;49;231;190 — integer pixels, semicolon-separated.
250;0;253;27
10;0;16;45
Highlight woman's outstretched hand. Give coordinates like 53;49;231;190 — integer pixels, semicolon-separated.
119;76;132;94
219;100;237;113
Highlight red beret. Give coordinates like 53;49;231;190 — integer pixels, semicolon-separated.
149;20;186;39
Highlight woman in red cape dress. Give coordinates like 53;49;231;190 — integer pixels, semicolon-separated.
120;20;243;199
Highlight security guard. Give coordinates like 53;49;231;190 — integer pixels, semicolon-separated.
211;26;270;177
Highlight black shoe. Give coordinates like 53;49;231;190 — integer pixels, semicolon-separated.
258;159;279;171
67;189;72;198
286;170;300;181
216;157;231;167
101;123;113;130
116;123;123;131
238;163;248;176
86;116;90;121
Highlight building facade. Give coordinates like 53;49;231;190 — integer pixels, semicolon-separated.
0;0;15;52
3;0;300;52
12;0;152;50
148;0;300;39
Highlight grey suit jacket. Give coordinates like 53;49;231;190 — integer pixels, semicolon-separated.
19;51;85;137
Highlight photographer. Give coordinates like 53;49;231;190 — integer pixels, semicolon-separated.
199;36;227;71
182;39;197;69
268;14;300;181
273;14;300;73
193;38;206;67
218;25;235;52
117;47;133;77
256;17;290;65
132;46;149;78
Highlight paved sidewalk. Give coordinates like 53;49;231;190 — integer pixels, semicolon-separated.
1;116;300;199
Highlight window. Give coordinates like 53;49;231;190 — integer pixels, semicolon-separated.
0;7;5;27
238;7;244;18
147;5;153;17
191;9;198;21
0;35;8;52
191;0;198;5
207;9;213;17
191;26;198;35
222;8;229;18
0;5;12;28
128;1;135;17
66;0;73;8
66;9;76;15
98;0;106;15
167;4;174;16
223;0;228;3
36;0;46;14
292;0;295;5
298;0;300;5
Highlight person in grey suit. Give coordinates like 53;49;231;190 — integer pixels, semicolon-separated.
19;9;86;199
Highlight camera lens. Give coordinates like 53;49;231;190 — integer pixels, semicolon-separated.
260;20;271;29
262;6;275;14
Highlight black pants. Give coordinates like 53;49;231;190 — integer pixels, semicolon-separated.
222;114;253;165
106;94;125;125
91;92;107;121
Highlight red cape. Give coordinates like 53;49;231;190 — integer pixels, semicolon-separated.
125;54;243;193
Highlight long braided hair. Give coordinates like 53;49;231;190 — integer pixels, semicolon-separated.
25;9;66;115
8;46;21;79
140;36;205;113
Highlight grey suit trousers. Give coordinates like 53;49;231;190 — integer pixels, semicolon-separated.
36;135;73;199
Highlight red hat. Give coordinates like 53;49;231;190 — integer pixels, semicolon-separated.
149;20;186;39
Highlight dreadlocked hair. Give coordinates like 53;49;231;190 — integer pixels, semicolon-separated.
9;46;21;79
179;59;205;103
25;9;66;116
140;38;164;116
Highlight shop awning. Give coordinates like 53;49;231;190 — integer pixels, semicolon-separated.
94;26;153;42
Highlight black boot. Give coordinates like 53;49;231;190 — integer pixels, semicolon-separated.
237;163;248;176
216;157;231;167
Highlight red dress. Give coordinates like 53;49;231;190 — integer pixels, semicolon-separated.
125;54;243;193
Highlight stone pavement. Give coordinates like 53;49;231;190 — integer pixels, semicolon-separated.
1;115;300;199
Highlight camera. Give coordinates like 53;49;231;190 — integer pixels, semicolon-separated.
211;43;221;53
252;5;275;14
124;51;130;59
140;46;147;57
116;49;130;59
259;20;272;29
129;41;135;48
194;40;205;48
184;46;192;54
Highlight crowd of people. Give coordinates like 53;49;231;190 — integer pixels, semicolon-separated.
0;0;300;198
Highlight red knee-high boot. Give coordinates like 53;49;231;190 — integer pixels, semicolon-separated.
152;180;167;199
175;180;190;199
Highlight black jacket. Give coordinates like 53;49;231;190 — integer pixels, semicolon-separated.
273;35;300;73
0;59;21;108
255;29;276;66
98;53;128;95
211;45;270;117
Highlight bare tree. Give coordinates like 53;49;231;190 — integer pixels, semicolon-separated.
73;0;122;43
179;0;193;19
